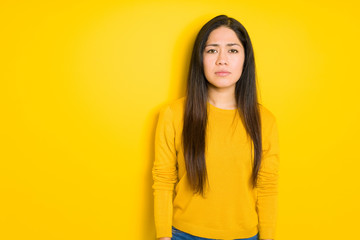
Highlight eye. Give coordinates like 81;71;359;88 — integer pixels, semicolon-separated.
229;49;238;53
206;49;217;53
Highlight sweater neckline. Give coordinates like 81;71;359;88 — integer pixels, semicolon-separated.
207;101;238;114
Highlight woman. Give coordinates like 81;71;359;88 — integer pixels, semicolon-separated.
152;15;280;240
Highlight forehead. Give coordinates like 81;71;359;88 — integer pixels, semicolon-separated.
206;26;241;44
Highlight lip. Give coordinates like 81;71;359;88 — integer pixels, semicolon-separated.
215;71;231;76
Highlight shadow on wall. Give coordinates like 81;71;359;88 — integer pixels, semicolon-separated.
141;14;217;240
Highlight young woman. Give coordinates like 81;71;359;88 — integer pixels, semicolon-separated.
152;15;280;240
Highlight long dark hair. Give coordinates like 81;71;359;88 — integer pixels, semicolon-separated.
182;14;262;197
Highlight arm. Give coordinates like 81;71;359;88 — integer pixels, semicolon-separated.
152;105;178;239
256;118;280;240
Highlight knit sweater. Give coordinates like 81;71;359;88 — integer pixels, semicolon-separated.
152;96;280;239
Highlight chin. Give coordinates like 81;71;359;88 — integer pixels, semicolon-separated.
212;84;236;89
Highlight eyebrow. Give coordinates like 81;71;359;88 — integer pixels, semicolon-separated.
205;43;241;47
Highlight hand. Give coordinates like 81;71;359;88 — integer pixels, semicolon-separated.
159;238;171;240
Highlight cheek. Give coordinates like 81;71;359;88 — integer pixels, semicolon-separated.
203;57;213;72
233;56;245;70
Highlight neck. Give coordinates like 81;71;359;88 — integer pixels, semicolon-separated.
207;85;237;109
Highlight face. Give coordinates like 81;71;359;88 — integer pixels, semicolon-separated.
203;26;245;91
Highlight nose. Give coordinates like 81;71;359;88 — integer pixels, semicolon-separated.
216;51;228;65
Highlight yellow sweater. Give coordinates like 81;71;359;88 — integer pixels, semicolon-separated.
152;97;280;239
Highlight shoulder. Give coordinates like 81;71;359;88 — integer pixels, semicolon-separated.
258;104;278;136
168;96;186;112
160;96;185;116
158;96;185;124
259;104;276;123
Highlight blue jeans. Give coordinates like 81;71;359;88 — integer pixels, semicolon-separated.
171;226;259;240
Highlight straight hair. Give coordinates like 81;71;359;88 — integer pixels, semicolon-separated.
182;15;262;197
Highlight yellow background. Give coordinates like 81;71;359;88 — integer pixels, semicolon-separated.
1;0;359;239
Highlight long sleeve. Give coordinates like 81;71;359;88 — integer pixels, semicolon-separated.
256;118;280;239
152;105;178;238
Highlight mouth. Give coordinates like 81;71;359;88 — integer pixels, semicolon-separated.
215;71;231;76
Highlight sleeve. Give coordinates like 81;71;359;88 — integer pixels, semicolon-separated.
152;105;178;239
256;117;280;239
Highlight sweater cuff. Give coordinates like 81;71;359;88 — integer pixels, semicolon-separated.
153;191;174;238
259;225;276;239
155;224;172;239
